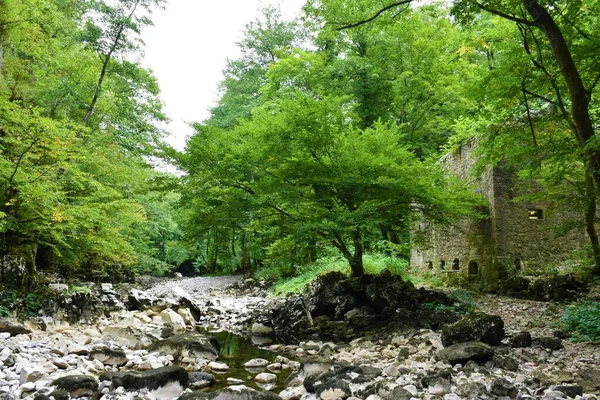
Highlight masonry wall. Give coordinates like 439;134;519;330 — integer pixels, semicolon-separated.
410;138;587;290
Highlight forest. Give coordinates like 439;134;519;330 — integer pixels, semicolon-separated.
1;0;600;289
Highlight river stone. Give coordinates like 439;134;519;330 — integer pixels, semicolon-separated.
208;361;230;372
89;346;128;366
152;332;219;361
255;373;277;383
489;377;518;398
300;356;333;377
0;319;31;336
189;372;215;389
435;341;494;365
252;323;274;336
553;384;583;398
244;358;269;368
19;366;45;384
51;375;99;398
441;313;505;346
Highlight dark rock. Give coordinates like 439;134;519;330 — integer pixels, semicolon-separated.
89;346;128;366
421;369;453;388
489;377;518;398
536;336;563;350
389;386;413;400
0;318;31;335
554;384;583;398
51;375;99;398
441;312;505;346
127;288;157;310
528;274;587;301
151;332;220;361
511;331;532;348
435;341;495;365
111;366;189;392
494;354;519;371
189;371;216;389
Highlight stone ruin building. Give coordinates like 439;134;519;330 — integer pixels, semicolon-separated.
410;138;587;290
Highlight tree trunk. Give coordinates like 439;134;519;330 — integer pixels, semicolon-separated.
350;229;364;277
241;232;251;278
585;177;600;273
524;0;600;273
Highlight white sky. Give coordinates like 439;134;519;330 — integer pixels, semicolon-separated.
142;0;306;151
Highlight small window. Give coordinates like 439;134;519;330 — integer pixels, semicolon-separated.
439;260;446;270
528;209;544;219
426;261;433;269
468;260;479;275
452;258;460;271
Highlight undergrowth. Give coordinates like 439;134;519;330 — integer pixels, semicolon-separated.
261;253;409;295
558;300;600;342
0;288;46;318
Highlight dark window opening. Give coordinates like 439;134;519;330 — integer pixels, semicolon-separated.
439;260;446;270
528;209;544;219
426;261;433;269
468;260;479;275
452;258;460;271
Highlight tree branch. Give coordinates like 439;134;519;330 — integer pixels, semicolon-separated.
476;2;534;25
336;0;413;30
521;80;537;146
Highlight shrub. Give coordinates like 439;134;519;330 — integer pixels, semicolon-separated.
559;301;600;342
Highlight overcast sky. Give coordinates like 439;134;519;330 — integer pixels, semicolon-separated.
141;0;306;151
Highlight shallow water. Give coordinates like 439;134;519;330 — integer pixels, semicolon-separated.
196;327;294;393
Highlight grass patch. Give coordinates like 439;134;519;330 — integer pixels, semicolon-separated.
558;300;600;342
266;253;409;295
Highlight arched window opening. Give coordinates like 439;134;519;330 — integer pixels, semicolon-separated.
452;258;460;271
468;260;479;275
439;260;446;270
426;261;433;269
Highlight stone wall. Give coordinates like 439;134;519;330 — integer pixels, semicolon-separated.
410;138;587;290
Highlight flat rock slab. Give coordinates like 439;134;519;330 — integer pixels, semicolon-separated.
152;332;220;361
89;346;128;366
0;318;31;335
178;384;283;399
435;341;494;365
441;313;505;346
111;365;189;392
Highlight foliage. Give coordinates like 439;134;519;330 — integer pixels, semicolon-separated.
0;288;45;317
267;253;409;294
559;301;600;342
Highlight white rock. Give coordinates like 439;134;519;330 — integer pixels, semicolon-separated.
20;382;36;392
254;373;277;383
208;361;229;372
244;358;269;368
159;309;186;332
404;384;418;396
19;366;44;384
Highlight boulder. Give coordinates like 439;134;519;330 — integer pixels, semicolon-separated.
435;341;495;365
251;322;274;336
111;366;189;393
51;375;99;398
511;331;532;348
536;336;563;350
159;309;187;332
152;332;220;361
89;346;128;366
127;289;157;310
189;371;215;389
489;377;518;398
441;312;504;346
0;318;31;336
314;378;352;400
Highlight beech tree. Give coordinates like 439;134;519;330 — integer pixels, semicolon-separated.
310;0;600;272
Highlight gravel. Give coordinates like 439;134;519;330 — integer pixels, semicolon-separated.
145;275;243;297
